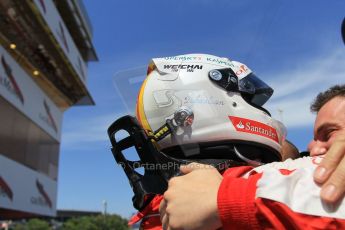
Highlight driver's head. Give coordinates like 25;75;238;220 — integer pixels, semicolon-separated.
136;54;287;165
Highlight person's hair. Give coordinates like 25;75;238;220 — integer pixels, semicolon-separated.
310;84;345;113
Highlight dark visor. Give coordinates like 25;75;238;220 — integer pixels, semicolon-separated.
209;69;273;107
239;73;273;106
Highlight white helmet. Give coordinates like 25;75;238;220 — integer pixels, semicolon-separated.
136;54;286;164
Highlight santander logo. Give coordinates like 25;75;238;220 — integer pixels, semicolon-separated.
236;121;245;129
229;116;278;143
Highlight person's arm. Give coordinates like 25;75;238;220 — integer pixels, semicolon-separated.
218;163;345;230
159;163;223;230
160;160;345;230
313;131;345;203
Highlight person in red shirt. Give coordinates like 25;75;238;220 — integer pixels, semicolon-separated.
160;84;345;230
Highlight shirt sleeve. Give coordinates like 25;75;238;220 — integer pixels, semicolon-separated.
217;166;345;230
129;195;163;230
217;168;262;230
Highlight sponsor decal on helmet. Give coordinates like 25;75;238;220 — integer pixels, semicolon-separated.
163;64;203;72
183;93;224;106
161;55;235;67
234;64;252;79
235;64;250;76
163;56;202;61
206;57;235;67
0;176;13;201
229;116;278;143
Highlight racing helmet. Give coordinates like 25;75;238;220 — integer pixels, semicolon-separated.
136;54;286;164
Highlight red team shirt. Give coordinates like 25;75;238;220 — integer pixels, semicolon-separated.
130;156;345;229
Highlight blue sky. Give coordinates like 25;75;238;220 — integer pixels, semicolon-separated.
57;0;345;218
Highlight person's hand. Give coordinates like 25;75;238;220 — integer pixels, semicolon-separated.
313;131;345;203
159;163;223;230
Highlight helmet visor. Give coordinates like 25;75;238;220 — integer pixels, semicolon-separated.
239;73;273;107
209;68;273;107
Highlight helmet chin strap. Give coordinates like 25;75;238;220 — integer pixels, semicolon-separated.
234;146;263;167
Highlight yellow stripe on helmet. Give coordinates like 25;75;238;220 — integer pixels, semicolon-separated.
136;62;155;132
